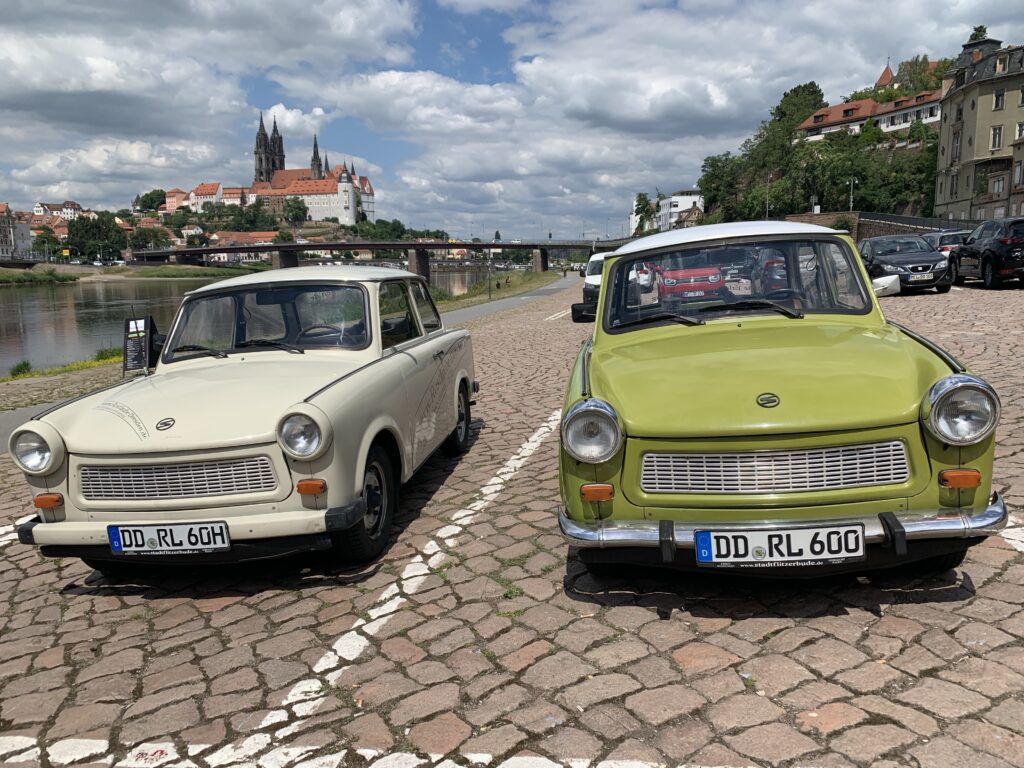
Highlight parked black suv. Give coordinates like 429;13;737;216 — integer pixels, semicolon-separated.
951;218;1024;289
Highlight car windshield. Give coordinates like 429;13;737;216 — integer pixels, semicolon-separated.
605;237;870;329
586;258;604;276
165;283;368;361
939;233;966;246
1009;221;1024;238
873;237;931;255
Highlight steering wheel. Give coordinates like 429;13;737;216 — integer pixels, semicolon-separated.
297;324;344;343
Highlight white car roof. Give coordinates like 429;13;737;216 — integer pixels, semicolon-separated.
612;221;844;256
189;265;420;295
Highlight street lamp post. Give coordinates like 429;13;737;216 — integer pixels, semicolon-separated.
848;178;859;212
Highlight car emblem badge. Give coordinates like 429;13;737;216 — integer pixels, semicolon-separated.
156;418;176;431
756;393;780;408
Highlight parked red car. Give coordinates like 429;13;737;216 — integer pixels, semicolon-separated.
656;265;724;301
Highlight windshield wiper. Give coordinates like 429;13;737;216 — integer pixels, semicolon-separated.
698;300;804;319
614;312;704;328
236;338;305;354
170;344;228;358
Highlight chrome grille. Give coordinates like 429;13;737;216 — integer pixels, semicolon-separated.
80;456;277;500
641;441;909;494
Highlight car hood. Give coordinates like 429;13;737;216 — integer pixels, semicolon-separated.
875;251;944;266
39;356;366;454
589;319;951;438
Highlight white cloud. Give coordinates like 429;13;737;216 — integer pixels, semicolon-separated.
436;0;532;13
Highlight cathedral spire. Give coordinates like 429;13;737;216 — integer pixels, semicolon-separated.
310;134;323;180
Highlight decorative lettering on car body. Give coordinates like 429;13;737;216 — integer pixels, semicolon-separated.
95;401;150;441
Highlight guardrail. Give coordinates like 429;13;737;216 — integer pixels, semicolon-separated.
857;211;983;231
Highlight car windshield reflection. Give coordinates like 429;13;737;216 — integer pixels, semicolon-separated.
606;238;870;330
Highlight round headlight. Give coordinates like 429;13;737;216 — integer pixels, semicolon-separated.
923;374;1000;446
708;273;721;283
279;414;323;459
561;399;623;464
14;431;52;473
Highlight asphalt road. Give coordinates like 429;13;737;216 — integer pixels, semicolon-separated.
0;273;582;452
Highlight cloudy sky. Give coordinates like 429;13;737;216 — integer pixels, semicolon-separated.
1;1;1021;238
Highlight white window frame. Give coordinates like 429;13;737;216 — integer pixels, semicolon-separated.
991;126;1003;150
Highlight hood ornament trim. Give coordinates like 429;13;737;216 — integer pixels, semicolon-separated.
155;418;176;431
756;393;780;408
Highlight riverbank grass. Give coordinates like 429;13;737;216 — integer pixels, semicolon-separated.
0;267;78;285
433;269;561;311
4;347;125;381
105;265;264;278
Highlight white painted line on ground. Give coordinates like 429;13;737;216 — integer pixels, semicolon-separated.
544;308;571;321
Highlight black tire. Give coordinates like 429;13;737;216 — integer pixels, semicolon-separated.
982;257;1002;290
935;284;951;294
950;258;964;285
333;444;396;563
442;383;471;456
918;547;969;574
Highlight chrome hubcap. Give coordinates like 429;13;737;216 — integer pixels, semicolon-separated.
362;461;387;534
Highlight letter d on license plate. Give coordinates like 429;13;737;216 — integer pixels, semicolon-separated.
695;524;865;568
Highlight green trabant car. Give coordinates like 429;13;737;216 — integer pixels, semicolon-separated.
559;221;1004;575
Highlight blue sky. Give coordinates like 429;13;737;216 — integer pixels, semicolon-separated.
1;1;1022;237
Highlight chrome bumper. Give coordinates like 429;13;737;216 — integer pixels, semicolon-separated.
558;493;1007;549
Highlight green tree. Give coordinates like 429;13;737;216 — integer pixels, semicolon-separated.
32;226;61;258
494;230;501;242
274;229;294;243
633;193;656;233
67;211;127;261
137;189;166;211
283;197;308;229
129;227;172;249
968;25;988;42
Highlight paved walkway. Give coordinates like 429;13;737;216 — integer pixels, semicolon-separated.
0;280;1022;767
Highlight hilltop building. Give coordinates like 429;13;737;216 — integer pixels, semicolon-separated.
254;114;286;184
934;37;1024;220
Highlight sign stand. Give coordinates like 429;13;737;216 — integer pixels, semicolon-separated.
123;316;155;376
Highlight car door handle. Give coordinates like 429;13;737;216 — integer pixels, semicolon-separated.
433;349;446;360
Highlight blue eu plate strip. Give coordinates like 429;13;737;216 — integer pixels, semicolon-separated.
695;530;713;563
107;526;123;553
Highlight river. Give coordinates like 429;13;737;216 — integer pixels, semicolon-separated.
0;269;494;374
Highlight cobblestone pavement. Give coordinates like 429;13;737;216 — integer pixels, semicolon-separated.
1;281;1024;768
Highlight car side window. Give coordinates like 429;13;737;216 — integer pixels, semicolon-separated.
409;281;442;333
379;281;422;349
968;225;985;242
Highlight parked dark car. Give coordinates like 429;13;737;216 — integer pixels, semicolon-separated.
857;235;952;294
950;218;1024;289
922;229;971;255
749;246;790;293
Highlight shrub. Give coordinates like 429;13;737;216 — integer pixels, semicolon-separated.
9;360;32;377
831;215;855;233
94;347;122;361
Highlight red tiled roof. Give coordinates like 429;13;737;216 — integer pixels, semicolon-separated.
0;203;8;215
875;64;894;88
359;177;374;194
166;188;185;194
250;182;271;191
270;169;313;188
192;182;220;196
798;98;879;131
211;230;279;245
874;89;942;115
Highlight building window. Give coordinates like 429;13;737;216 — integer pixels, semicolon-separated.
992;176;1005;195
813;114;824;124
902;113;911;124
997;56;1008;73
915;94;926;103
994;89;1005;110
991;126;1003;150
951;173;959;197
955;104;963;121
952;131;961;161
842;108;855;118
995;206;1006;218
977;208;986;220
888;116;897;126
1018;121;1024;140
929;106;937;117
1015;161;1022;187
1020;85;1024;106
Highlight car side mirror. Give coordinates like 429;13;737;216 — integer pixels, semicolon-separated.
571;302;596;323
872;275;901;298
148;332;165;367
965;237;975;245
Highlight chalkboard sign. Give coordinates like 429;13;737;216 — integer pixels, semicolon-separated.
123;317;154;374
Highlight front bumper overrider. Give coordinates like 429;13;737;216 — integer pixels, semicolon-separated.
558;492;1007;550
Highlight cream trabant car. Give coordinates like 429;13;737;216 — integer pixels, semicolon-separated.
11;266;476;571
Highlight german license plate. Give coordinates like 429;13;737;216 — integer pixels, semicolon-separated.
695;524;865;568
909;273;932;281
683;290;705;297
107;522;231;555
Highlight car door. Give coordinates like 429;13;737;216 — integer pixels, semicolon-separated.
377;280;439;468
959;224;986;275
406;279;460;457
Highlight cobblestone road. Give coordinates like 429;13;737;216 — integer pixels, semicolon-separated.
1;281;1023;768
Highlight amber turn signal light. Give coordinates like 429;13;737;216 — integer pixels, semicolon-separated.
296;479;327;495
939;469;982;489
580;484;615;502
33;493;63;509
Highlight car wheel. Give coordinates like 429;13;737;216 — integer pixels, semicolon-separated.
918;547;969;574
442;383;472;456
935;284;951;294
334;444;396;563
950;258;965;285
982;257;1002;290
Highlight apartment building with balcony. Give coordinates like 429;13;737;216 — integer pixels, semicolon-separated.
934;37;1024;220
